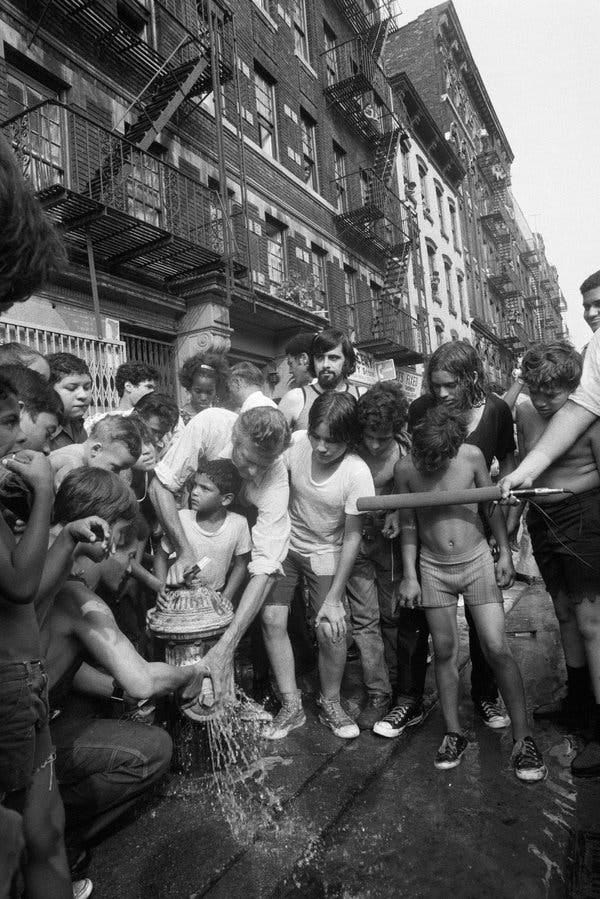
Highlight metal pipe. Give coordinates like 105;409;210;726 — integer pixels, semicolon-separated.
356;486;501;511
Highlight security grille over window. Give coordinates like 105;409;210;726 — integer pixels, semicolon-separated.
0;320;125;415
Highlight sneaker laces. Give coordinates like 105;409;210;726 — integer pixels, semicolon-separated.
439;733;462;756
383;701;414;726
513;735;542;767
319;698;352;727
480;699;503;717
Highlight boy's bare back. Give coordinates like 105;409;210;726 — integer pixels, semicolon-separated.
395;443;490;556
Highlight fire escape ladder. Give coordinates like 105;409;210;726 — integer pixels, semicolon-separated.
365;18;391;59
380;240;411;304
332;0;370;34
372;127;401;186
128;53;212;151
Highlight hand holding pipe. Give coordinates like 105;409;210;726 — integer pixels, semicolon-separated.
356;486;566;512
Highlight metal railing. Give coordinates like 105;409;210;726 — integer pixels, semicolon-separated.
352;298;427;356
0;319;125;415
1;101;227;256
323;37;390;104
333;168;409;256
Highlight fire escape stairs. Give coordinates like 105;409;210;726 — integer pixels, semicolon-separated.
332;0;370;34
380;240;412;306
372;127;401;186
365;18;391;59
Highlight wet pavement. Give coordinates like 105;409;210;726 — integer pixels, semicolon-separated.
88;580;600;898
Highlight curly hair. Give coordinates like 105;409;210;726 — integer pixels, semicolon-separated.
0;135;67;307
411;405;468;474
54;467;138;526
580;270;600;295
357;381;409;435
133;392;179;433
234;407;291;456
521;340;582;393
426;341;487;410
308;392;361;447
178;351;229;395
47;352;91;385
114;362;159;397
309;328;357;377
195;459;242;498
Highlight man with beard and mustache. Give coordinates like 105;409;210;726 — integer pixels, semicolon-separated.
278;329;362;432
385;342;520;737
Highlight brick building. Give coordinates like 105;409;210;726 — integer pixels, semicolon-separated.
0;0;429;408
383;0;567;386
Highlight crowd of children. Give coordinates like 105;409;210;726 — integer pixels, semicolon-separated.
2;134;600;897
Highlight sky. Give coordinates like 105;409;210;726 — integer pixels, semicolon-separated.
396;0;599;349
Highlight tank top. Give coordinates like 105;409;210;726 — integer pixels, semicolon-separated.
295;382;362;431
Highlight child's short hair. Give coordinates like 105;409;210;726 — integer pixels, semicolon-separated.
54;467;138;526
357;381;409;435
521;340;582;393
234;407;291;456
308;391;361;447
0;343;47;370
228;361;265;388
580;270;600;295
133;392;179;433
196;459;242;498
0;365;63;423
115;362;159;397
89;415;142;459
47;353;91;385
411;406;468;473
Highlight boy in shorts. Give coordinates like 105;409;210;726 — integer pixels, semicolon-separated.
517;340;600;777
395;405;546;781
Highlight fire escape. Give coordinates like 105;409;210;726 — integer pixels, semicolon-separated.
478;139;530;353
323;2;427;365
3;0;241;322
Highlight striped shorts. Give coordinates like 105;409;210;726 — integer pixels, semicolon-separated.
419;541;502;609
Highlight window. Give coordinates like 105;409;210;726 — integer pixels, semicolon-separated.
310;244;327;309
360;169;370;207
116;0;149;37
418;162;430;215
254;65;276;157
207;178;225;254
127;152;162;227
448;200;460;247
434;320;445;347
293;0;309;60
323;23;338;86
344;266;357;337
333;143;347;212
435;185;446;235
300;110;318;190
265;216;285;286
6;69;63;191
370;281;383;335
457;273;468;321
444;260;456;314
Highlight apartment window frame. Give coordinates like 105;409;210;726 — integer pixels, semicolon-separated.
448;199;460;249
292;0;310;61
310;243;327;310
265;215;286;287
417;158;431;220
6;68;64;190
300;108;318;190
254;64;277;158
435;182;447;237
323;22;338;86
333;142;347;212
444;257;456;315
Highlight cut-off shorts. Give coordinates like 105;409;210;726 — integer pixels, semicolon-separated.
264;549;337;614
526;487;600;605
0;660;54;797
419;541;502;609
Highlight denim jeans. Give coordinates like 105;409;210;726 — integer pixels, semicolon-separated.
0;660;53;796
346;535;393;697
51;714;172;848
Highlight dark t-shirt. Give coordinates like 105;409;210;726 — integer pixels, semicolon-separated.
408;393;515;469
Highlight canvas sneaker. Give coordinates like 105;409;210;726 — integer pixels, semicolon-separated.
373;700;424;738
73;879;93;899
511;736;547;782
434;732;469;770
264;703;306;740
474;699;511;729
317;696;359;739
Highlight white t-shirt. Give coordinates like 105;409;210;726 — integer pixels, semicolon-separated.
571;328;600;417
162;510;251;591
284;432;375;558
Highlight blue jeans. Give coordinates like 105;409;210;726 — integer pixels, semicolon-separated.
51;714;172;848
0;660;53;796
346;535;393;697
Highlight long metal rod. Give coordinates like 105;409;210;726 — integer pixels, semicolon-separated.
86;233;103;340
357;486;501;511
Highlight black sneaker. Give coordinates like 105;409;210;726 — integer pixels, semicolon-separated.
434;732;469;770
571;740;600;778
474;699;510;729
511;736;547;782
357;694;391;731
373;700;424;738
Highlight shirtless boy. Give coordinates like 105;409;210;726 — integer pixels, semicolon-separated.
517;340;600;777
396;405;546;781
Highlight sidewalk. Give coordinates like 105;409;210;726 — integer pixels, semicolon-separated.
88;581;600;898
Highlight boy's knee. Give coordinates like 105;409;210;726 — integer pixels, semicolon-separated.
434;635;456;663
577;600;600;642
261;605;287;636
552;592;576;625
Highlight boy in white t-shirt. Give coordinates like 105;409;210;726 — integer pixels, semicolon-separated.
261;392;375;741
154;459;251;605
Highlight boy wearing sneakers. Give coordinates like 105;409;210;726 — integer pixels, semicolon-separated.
395;405;546;781
517;340;600;777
